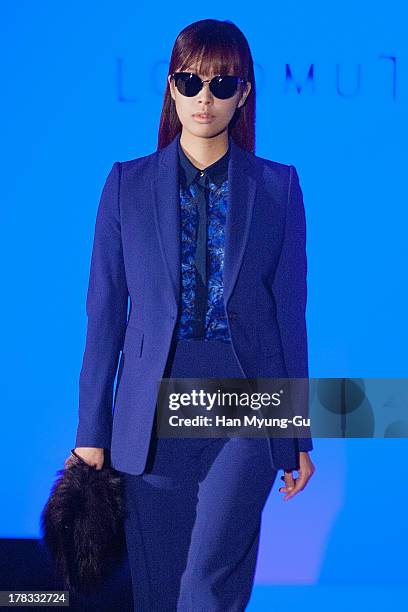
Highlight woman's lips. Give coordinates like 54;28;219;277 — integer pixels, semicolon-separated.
193;113;214;122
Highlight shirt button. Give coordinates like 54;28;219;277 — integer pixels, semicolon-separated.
200;171;205;177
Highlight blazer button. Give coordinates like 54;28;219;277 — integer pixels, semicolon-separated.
228;311;238;320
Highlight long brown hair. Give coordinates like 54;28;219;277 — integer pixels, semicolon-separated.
157;19;256;153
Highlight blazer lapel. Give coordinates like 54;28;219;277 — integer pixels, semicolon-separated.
151;135;181;313
151;132;257;313
223;137;257;310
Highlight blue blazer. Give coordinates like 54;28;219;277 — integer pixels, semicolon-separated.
75;133;311;474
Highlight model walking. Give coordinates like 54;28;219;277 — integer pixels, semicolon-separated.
67;18;316;611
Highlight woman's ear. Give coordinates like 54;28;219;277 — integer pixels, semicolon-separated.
237;81;252;108
168;75;176;102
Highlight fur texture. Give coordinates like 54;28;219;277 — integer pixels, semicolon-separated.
40;456;127;593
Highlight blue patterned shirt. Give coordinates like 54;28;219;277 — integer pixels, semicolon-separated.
174;139;232;342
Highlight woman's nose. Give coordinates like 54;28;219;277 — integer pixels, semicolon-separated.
198;81;213;100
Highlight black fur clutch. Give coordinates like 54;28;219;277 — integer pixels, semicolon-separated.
40;449;127;593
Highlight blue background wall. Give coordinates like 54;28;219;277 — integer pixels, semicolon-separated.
1;0;407;605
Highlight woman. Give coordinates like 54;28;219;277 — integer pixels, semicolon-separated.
67;18;315;612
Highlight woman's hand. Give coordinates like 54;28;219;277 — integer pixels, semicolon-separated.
278;451;315;501
64;447;105;470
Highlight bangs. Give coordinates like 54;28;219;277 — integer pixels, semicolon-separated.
178;41;245;78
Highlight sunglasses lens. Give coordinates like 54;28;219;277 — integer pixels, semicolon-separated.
210;76;240;99
174;73;202;97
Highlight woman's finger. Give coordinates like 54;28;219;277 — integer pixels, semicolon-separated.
279;471;296;492
64;455;77;469
282;470;312;500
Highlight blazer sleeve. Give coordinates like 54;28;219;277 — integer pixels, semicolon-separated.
75;161;129;449
272;164;313;452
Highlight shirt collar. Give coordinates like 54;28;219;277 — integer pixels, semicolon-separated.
178;136;230;189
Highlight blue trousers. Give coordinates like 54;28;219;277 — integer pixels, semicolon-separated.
120;339;278;611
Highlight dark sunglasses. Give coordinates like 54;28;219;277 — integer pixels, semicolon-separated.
170;72;247;100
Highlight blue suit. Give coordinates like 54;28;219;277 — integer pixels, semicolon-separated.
75;132;312;474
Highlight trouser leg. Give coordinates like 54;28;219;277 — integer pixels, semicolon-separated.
121;437;203;611
177;437;277;612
